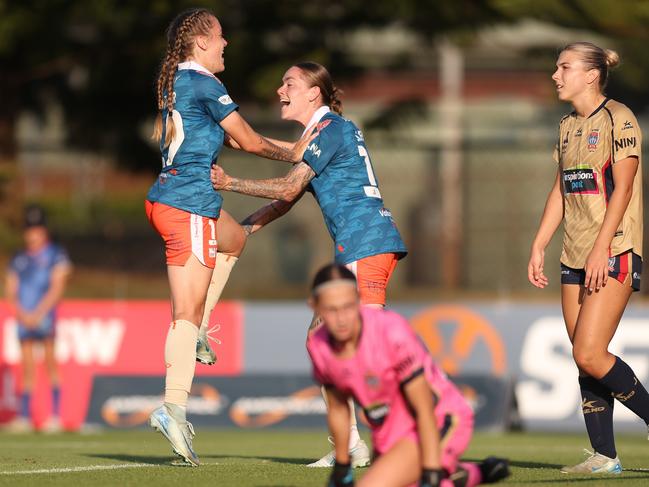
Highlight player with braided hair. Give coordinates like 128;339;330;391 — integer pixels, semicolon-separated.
211;62;407;467
146;8;314;466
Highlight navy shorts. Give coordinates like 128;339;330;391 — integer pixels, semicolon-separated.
17;317;56;341
561;251;642;292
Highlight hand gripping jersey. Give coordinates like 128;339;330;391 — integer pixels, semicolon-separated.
554;98;643;268
147;61;239;218
10;243;71;332
302;108;407;264
307;307;472;455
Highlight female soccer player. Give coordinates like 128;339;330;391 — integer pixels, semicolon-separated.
211;61;408;466
145;8;312;466
529;42;648;474
5;206;71;433
306;263;509;487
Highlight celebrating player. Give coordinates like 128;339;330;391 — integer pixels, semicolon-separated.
145;8;313;466
306;263;509;487
211;61;408;467
528;42;648;474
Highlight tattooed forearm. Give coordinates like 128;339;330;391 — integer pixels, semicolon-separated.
240;199;297;236
224;163;315;201
257;136;296;163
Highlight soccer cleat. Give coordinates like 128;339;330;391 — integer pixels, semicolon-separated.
4;416;31;434
479;457;510;483
42;416;63;434
196;324;221;365
149;404;200;466
560;449;622;474
307;436;371;468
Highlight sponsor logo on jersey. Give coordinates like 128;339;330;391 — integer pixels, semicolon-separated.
218;94;233;105
563;167;599;194
355;130;365;142
307;143;321;158
379;208;393;218
364;403;390;427
317;119;332;131
614;136;637;151
622;120;634;130
587;129;600;151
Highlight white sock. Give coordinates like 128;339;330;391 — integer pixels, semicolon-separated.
164;319;198;407
199;254;238;338
164;402;187;422
348;397;361;448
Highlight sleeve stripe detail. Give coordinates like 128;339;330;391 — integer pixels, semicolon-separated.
399;367;424;388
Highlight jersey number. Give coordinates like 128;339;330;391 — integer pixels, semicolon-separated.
162;108;185;168
358;145;381;198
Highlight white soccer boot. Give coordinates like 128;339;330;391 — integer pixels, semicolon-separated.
149;404;200;466
307;436;371;468
195;324;221;365
560;449;622;474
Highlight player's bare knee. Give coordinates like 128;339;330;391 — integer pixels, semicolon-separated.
572;346;601;375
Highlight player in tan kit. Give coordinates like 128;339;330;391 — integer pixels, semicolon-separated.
529;42;649;475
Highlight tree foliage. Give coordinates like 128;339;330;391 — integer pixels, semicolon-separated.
0;0;647;170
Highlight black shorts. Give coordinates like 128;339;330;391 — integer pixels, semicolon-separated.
561;250;642;292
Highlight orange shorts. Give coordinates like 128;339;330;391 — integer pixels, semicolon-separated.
145;200;218;268
345;253;399;306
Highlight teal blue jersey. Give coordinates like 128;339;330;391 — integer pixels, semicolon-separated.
147;62;238;218
303;110;407;264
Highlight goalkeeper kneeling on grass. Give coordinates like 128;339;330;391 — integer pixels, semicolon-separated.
306;263;510;487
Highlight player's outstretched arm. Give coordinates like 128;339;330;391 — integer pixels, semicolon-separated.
212;162;315;201
239;196;302;237
528;168;563;289
220;111;315;163
402;375;444;483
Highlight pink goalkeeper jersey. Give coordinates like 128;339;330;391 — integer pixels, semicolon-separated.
307;307;471;455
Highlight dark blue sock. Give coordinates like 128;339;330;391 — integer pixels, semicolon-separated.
599;356;649;425
52;387;61;417
579;376;616;459
20;392;31;419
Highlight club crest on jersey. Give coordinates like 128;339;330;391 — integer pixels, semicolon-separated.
587;129;600;151
364;373;380;389
608;257;615;271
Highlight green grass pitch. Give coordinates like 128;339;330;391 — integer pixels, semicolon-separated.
0;430;648;486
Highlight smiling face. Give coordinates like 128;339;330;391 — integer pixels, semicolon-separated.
194;16;227;73
276;66;321;126
552;49;599;103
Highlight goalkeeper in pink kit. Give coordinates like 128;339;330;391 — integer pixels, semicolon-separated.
306;263;510;487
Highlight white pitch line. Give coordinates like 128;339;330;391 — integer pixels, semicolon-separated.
0;463;159;475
